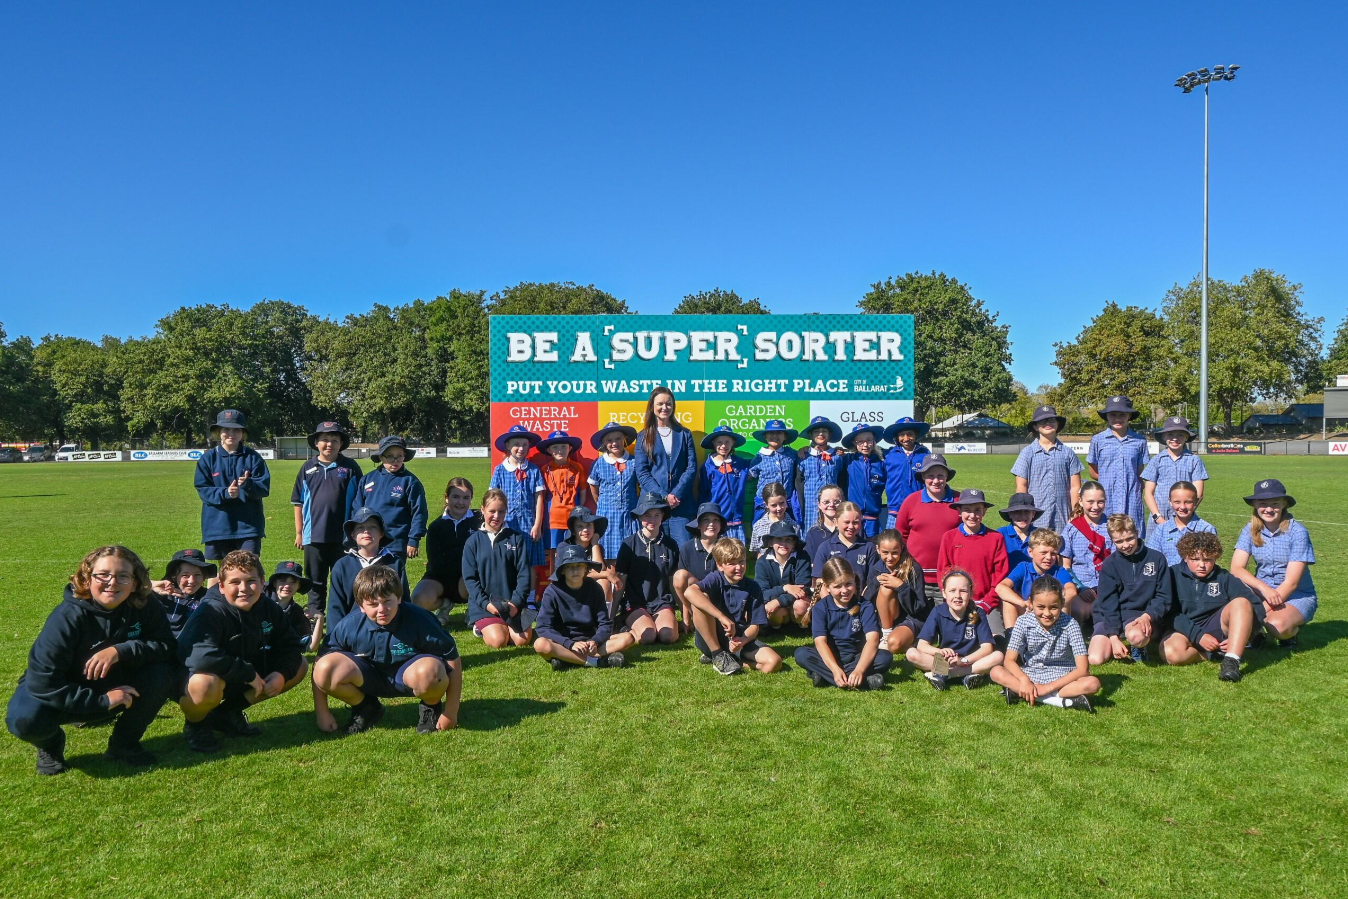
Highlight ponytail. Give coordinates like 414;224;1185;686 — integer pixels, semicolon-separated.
1072;481;1105;520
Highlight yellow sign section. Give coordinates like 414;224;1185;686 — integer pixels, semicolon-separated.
597;401;707;460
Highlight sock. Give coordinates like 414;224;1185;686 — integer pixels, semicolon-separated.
881;627;893;641
1225;651;1242;661
585;656;600;667
1039;692;1066;707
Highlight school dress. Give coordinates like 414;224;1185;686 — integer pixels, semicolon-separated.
536;580;612;651
1144;517;1216;567
588;454;638;560
1087;429;1150;536
631;427;699;537
194;444;272;556
615;531;680;621
6;588;176;755
1093;546;1169;637
328;603;459;698
354;466;429;556
462;527;533;631
699;453;750;541
883;444;931;527
1060;518;1115;591
748;447;801;524
794;597;893;684
799;447;840;531
1006;614;1087;685
836;451;886;537
489;459;547;566
1235;520;1318;622
1010;440;1082;533
936;525;1010;613
1140;450;1209;522
291;454;363;614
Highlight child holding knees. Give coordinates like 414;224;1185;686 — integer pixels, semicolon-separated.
614;493;682;644
178;551;308;753
588;421;640;560
1060;481;1112;620
488;424;547;593
996;529;1077;632
936;488;1010;634
1090;515;1168;665
749;482;802;556
1158;532;1255;682
674;503;728;632
6;546;176;774
413;477;481;622
991;576;1099;712
748;419;801;524
462;488;535;649
996;493;1042;570
699;425;750;542
795;557;891;690
755;520;814;627
683;538;782;676
315;566;461;735
154;548;216;638
905;568;1003;690
1230;479;1316;648
537;430;589;577
534;544;635;670
798;416;842;532
1142;415;1208;527
881;416;932;526
865;529;931;654
267;561;318;650
1144;481;1216;567
353;435;428;560
835;423;887;537
804;484;843;559
194;409;271;567
1011;405;1082;532
1087;396;1150;536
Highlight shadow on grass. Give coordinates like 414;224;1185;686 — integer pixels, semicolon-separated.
0;493;69;499
456;697;565;732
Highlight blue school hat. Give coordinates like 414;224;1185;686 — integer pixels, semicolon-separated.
210;409;248;437
700;425;746;450
841;422;885;450
951;488;993;509
307;420;350;451
685;502;728;533
268;560;313;594
764;520;803;548
1154;415;1196;439
567;506;609;538
372;435;415;462
537;430;583;453
883;416;931;443
165;548;217;580
630;492;671;520
1243;479;1296;509
345;507;392;546
549;543;602;580
495;424;542;452
1098;395;1140;421
803;416;843;443
1028;405;1066;433
590;421;638;450
751;419;800;444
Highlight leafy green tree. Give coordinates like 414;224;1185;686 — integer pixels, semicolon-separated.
1323;311;1348;385
673;289;769;315
423;290;491;442
1163;269;1323;430
0;325;46;440
1052;303;1181;415
858;272;1014;414
487;281;631;316
33;336;125;448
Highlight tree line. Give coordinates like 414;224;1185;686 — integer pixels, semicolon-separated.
0;270;1340;447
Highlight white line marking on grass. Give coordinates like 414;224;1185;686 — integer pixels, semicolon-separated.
1202;511;1348;527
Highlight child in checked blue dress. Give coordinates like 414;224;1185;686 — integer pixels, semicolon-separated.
798;416;841;532
488;425;547;594
587;422;640;564
748;419;800;524
1229;479;1317;648
1087;396;1150;536
699;425;750;542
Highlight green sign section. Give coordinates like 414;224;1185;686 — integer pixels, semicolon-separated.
703;399;812;452
490;314;915;403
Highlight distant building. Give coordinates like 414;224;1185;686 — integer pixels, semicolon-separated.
931;412;1014;439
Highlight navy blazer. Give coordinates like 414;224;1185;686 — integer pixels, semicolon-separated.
631;426;699;509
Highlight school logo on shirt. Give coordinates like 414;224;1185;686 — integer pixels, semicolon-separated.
391;639;413;657
261;621;273;633
1207;583;1221;596
125;623;141;639
1143;562;1157;576
850;618;863;634
964;624;976;641
391;485;405;498
854;552;867;567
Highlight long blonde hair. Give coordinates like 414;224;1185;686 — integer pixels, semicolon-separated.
875;528;917;585
1249;504;1291;548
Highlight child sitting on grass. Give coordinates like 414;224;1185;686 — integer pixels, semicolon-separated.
754;520;814;627
614;493;681;645
534;544;635;670
905;568;1003;691
315;565;461;735
794;557;890;690
991;575;1100;712
866;529;930;654
1089;515;1168;665
1158;531;1255;682
674;503;727;634
462;488;535;649
684;538;783;677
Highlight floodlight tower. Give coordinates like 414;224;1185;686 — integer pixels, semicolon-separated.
1175;64;1240;447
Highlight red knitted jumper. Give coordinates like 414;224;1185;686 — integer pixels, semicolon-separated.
895;489;961;584
937;525;1010;612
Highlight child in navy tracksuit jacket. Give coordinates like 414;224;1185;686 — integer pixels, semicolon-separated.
835;424;887;538
155;549;216;638
754;520;814;626
6;546;176;774
1088;514;1169;666
194;409;271;560
1158;531;1256;682
462;488;534;649
352;436;428;559
534;545;636;668
326;509;410;628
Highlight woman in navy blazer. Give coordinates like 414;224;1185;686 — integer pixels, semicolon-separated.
631;386;699;537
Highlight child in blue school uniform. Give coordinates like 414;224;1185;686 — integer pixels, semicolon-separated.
748;419;801;524
991;576;1100;712
1011;405;1082;533
291;421;362;618
683;538;784;677
1087;396;1150;536
835;423;887;538
266;561;317;650
488;425;547;592
904;568;1004;690
867;528;932;655
794;557;891;690
1144;481;1216;566
804;484;843;559
1142;416;1209;528
755;520;814;627
353;436;429;560
314;565;461;736
1230;479;1317;648
534;544;636;670
812;503;880;603
882;416;932;528
797;416;842;532
995;528;1078;632
154;548;215;638
555;507;620;605
614;493;682;645
194;409;271;563
674;503;727;634
1059;481;1112;623
699;425;750;542
996;493;1042;571
1089;514;1168;666
588;421;640;573
462;488;534;650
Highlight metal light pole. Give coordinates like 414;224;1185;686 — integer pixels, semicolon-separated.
1175;65;1239;447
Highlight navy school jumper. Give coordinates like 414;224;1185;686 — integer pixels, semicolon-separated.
195;444;271;542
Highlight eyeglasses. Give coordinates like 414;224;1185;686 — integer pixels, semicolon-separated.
92;572;133;585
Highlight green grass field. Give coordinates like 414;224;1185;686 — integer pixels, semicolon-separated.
0;456;1344;899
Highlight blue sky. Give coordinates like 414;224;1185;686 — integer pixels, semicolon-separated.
2;2;1345;389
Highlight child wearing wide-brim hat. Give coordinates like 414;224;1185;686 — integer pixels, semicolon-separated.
837;424;887;538
533;544;635;670
1230;479;1317;647
1087;395;1150;537
881;417;933;527
996;492;1043;570
748;419;802;525
488;425;547;580
700;426;750;542
1011;405;1082;533
1142;415;1209;526
798;417;843;533
614;493;682;646
196;409;272;561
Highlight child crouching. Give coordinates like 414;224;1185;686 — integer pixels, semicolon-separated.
684;538;783;677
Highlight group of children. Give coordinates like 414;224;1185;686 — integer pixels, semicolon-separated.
5;395;1323;775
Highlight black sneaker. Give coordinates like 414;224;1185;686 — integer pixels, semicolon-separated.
809;670;826;687
962;673;987;690
104;742;157;767
35;731;67;776
184;719;222;753
1206;649;1224;664
698;653;713;665
549;658;567;672
1279;635;1299;649
1219;655;1243;682
416;701;444;735
1063;695;1095;714
1247;631;1267;651
925;672;948;691
864;672;885;691
712;650;742;676
1128;644;1146;664
209;707;262;737
345;697;385;735
1002;686;1021;706
603;652;626;668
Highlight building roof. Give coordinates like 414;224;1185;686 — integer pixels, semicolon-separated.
1284;403;1324;421
933;412;1012;431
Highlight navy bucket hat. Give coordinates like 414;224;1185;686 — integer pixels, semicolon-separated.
1244;479;1296;509
268;560;313;594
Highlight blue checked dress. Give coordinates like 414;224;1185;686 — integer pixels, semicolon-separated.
1235;520;1317;604
1060;518;1114;589
749;448;800;524
588;455;638;561
1010;440;1083;532
799;448;840;531
1087;430;1151;536
1140;450;1209;522
489;461;546;565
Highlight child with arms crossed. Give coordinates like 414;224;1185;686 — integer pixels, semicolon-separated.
534;544;636;670
1089;515;1168;665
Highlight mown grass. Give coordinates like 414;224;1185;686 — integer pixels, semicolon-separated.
0;455;1344;899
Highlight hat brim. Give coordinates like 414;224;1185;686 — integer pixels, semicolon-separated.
569;514;609;538
590;425;638;450
998;505;1043;521
686;513;727;533
841;426;885;449
1243;493;1296;509
345;517;392;546
1098;409;1140;421
630;503;671;520
1028;416;1067;433
700;431;747;450
751;428;800;444
537;435;583;453
210;424;248;438
308;429;351;451
269;573;313;594
915;463;956;479
495;432;541;452
372;444;415;462
951;499;993;510
805;422;844;443
1154;426;1197;440
883;422;931;442
165;559;217;580
764;531;804;547
549;560;603;582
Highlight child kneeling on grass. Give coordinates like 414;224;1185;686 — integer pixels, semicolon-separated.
905;567;1003;691
534;544;635;670
684;538;783;677
1158;531;1255;683
178;551;308;753
794;557;890;690
991;575;1099;711
315;566;461;735
462;488;535;649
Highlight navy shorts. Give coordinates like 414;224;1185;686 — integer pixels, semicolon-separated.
549;528;570;549
343;652;444;698
204;538;261;561
1190;610;1228;643
894;615;926;634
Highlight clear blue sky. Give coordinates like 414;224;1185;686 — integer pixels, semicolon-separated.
3;2;1345;390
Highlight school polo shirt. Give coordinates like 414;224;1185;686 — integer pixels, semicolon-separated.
812;596;881;661
1004;561;1074;599
811;533;880;586
291;455;363;545
917;604;994;657
696;570;768;633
